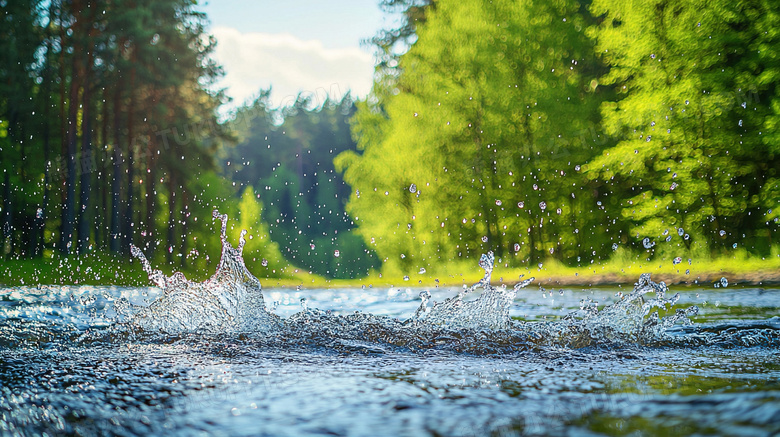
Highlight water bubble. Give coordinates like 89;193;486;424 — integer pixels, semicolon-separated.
720;277;728;288
409;184;417;193
334;250;340;257
673;257;682;265
642;238;655;249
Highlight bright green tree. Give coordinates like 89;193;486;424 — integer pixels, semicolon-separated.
585;0;779;257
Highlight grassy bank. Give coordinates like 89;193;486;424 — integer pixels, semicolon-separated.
2;247;779;289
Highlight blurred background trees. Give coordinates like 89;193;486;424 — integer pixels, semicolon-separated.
1;0;778;283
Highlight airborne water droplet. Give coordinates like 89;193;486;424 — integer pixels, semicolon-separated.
334;250;340;257
642;238;655;249
673;257;682;265
409;184;417;193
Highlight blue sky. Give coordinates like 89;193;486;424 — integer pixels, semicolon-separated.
198;0;390;112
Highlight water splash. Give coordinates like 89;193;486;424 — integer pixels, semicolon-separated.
406;251;535;330
127;210;281;334
122;211;709;352
531;273;699;348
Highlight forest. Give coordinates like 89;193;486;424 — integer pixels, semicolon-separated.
1;0;778;285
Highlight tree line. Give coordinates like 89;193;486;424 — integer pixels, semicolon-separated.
337;0;780;275
0;0;243;272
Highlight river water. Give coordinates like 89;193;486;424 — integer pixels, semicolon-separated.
1;214;779;436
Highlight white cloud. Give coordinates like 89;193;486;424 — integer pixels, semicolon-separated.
210;26;375;111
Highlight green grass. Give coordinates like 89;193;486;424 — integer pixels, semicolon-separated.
2;247;780;289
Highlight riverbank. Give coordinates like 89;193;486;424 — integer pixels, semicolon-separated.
2;249;779;289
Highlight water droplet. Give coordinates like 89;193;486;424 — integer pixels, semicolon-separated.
409;184;417;193
514;243;521;251
678;228;684;236
574;165;581;171
720;277;728;288
670;182;678;190
262;258;268;266
403;275;410;281
612;243;618;250
684;234;690;240
334;250;340;257
673;257;682;265
400;253;406;259
495;199;502;206
539;201;547;211
719;230;726;236
517;201;525;208
732;243;738;249
310;243;316;250
642;238;655;249
665;236;672;242
481;236;488;243
36;208;43;219
418;268;426;274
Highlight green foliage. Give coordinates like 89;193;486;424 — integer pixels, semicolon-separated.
339;0;610;273
586;0;780;257
222;94;380;279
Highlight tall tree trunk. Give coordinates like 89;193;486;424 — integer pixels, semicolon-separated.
122;54;137;254
98;86;110;249
167;175;177;265
180;188;189;269
77;23;94;254
110;70;123;253
59;1;82;254
144;90;160;256
2;172;11;259
36;6;55;258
